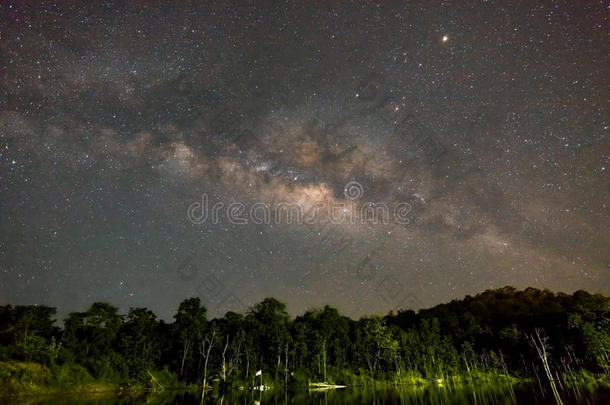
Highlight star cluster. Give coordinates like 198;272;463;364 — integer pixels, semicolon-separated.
1;1;608;319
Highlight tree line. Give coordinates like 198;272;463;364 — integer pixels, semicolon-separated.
0;287;608;389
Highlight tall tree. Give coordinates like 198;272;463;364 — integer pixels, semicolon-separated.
172;298;207;380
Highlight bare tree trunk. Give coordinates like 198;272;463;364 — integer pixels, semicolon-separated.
531;328;564;405
276;353;280;384
181;337;190;376
322;340;327;382
221;335;229;381
200;331;215;404
245;347;250;380
231;337;242;373
284;344;289;404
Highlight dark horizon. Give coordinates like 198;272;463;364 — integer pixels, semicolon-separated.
2;285;608;325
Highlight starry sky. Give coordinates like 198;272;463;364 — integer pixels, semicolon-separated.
1;1;608;320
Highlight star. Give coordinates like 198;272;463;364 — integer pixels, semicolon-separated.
0;0;607;320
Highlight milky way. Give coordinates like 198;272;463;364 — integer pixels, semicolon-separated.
1;1;608;320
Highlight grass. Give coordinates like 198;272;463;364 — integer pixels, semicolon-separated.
0;361;189;399
0;361;123;397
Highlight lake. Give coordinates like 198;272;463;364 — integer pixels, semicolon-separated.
4;383;610;405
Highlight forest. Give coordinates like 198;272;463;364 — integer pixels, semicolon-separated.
0;287;608;396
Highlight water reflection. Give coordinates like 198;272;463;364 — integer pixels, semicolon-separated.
3;384;609;405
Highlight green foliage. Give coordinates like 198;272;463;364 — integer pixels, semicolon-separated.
90;351;129;382
61;302;122;365
49;362;94;386
120;307;162;380
289;367;312;386
0;287;608;395
356;316;399;372
0;361;53;386
0;305;59;365
247;297;290;367
172;297;207;381
15;333;60;364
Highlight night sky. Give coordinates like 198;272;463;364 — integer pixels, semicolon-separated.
1;1;608;320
